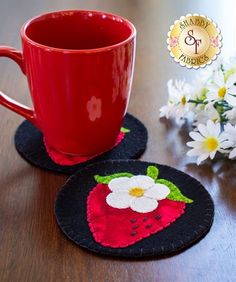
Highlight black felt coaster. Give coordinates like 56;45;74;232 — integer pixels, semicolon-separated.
14;113;147;175
55;160;214;258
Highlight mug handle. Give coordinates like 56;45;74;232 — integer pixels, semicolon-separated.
0;46;38;127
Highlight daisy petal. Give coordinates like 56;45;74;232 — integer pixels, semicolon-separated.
224;123;234;131
209;150;217;159
189;131;205;141
229;148;236;159
226;73;236;88
106;192;132;209
215;123;221;137
186;141;202;148
228;85;236;95
214;70;224;86
223;124;236;140
207;84;219;92
218;148;231;154
225;94;236;106
206;91;218;101
224;108;236;122
207;120;220;136
198;124;210;137
197;153;209;165
129;175;154;190
160;104;174;119
220;140;234;149
187;147;204;157
219;134;228;141
108;177;131;193
144;184;170;200
130;197;158;213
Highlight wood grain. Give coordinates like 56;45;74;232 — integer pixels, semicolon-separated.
0;0;236;281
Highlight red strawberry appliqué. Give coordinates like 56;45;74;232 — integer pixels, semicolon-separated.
87;166;193;248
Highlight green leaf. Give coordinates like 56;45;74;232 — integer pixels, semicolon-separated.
94;173;133;184
157;179;193;203
120;127;130;133
147;166;159;181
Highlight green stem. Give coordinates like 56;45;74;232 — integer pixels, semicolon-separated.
215;101;233;111
188;99;207;105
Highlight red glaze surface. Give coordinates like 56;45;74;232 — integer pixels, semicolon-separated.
0;10;136;157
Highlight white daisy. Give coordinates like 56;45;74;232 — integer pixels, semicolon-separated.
106;175;170;213
187;120;233;165
206;70;236;106
189;78;208;101
222;123;236;159
187;78;208;114
193;104;220;126
159;79;191;121
167;79;191;120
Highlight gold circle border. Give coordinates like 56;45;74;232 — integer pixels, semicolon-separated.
167;13;222;69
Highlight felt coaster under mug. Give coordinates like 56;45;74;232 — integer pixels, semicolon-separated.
14;113;147;174
55;160;214;258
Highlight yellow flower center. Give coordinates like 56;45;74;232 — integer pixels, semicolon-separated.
181;96;186;105
129;187;145;197
203;137;219;152
218;87;226;99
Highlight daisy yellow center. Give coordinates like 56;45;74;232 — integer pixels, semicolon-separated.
181;96;186;105
129;187;145;197
218;87;226;99
203;137;219;152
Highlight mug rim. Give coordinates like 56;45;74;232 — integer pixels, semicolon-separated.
21;9;136;53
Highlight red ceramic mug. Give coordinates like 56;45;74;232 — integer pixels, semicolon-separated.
0;10;136;163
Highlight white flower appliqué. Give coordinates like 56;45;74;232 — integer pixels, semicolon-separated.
87;96;102;121
106;175;170;213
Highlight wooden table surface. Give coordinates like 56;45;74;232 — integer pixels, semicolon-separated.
1;0;236;281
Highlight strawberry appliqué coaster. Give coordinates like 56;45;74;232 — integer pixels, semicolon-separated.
55;160;214;257
14;113;147;174
88;166;191;248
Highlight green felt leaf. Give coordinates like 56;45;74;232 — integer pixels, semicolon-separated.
157;179;193;203
94;173;133;184
146;166;159;181
120;127;130;133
